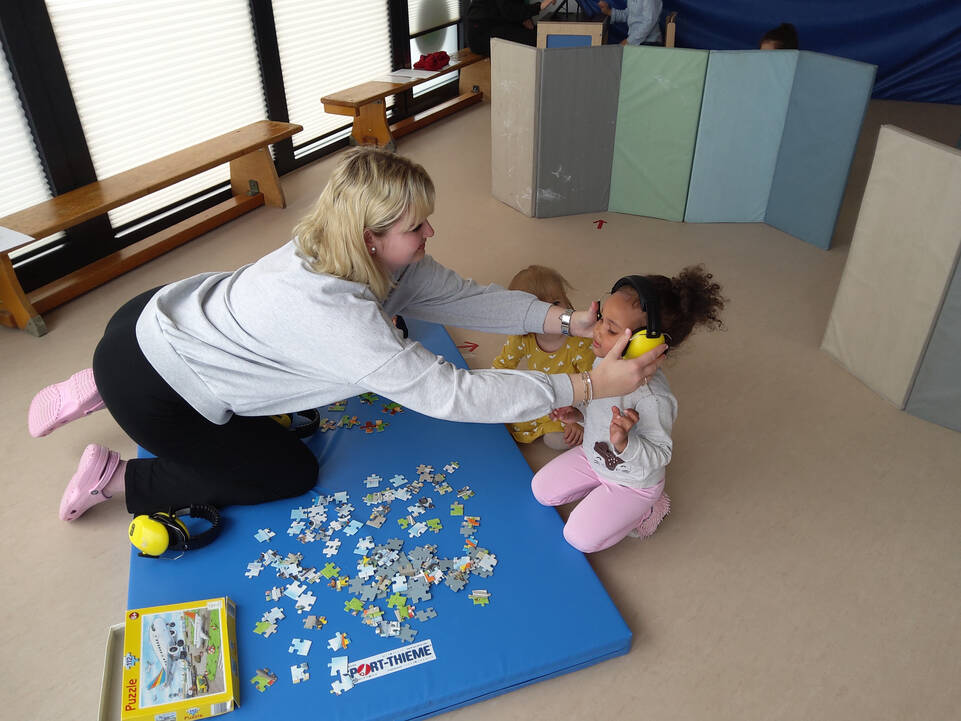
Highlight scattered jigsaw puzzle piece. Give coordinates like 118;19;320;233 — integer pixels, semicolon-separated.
250;668;277;692
254;528;275;543
291;662;310;684
288;638;313;656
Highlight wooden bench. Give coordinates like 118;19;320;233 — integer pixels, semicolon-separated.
0;120;301;336
321;49;485;151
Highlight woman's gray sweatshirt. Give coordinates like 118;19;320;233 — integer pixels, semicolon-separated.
136;241;573;424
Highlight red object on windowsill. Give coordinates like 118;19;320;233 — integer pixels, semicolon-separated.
413;51;450;71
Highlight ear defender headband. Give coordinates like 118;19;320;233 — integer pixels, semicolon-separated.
611;275;666;359
129;504;222;558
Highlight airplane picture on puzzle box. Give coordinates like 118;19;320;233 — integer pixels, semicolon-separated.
139;606;226;705
122;597;240;721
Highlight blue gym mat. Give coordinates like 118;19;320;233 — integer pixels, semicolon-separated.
128;318;632;720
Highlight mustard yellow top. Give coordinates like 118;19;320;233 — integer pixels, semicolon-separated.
492;334;595;442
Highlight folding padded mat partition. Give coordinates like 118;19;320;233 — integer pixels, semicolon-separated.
535;45;622;218
684;51;797;224
905;261;961;432
490;42;875;249
822;126;961;412
765;52;876;249
491;39;540;217
127;318;632;720
609;46;708;222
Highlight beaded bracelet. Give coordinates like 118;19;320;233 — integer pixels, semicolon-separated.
581;371;593;404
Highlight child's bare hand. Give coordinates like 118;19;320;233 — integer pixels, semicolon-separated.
562;422;584;447
550;405;582;424
609;406;639;453
598;1;612;16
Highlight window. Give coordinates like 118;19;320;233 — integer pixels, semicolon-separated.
0;50;52;222
273;0;392;157
45;0;267;228
408;0;461;98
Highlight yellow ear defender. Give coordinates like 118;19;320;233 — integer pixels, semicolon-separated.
269;409;320;438
611;275;667;359
129;505;221;558
623;330;666;359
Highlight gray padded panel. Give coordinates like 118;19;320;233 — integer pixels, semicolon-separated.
534;45;622;218
905;256;961;432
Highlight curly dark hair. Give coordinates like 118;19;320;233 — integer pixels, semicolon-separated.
630;265;726;349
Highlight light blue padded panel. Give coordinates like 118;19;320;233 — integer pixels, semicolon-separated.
684;51;797;223
765;52;876;249
534;45;622;218
609;46;708;222
905;255;961;432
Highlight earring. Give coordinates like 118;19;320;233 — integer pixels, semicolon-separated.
368;246;376;255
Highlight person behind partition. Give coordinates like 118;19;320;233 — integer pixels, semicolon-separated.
532;265;726;552
492;265;595;451
598;0;663;46
466;0;557;56
760;23;799;50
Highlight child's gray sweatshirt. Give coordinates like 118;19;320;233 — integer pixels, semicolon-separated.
136;241;572;424
581;359;676;489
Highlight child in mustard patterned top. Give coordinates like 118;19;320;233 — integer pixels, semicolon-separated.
493;265;595;450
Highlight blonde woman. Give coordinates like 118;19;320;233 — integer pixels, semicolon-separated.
34;147;665;522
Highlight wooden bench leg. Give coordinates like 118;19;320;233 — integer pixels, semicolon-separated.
351;101;395;151
230;147;287;208
0;253;47;336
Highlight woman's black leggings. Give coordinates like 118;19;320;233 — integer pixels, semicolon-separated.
92;287;319;516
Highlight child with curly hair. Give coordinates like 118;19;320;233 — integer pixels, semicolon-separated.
493;265;596;450
533;265;726;552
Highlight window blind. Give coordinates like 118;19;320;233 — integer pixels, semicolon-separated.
0;51;52;223
408;0;460;35
45;0;267;228
273;0;392;155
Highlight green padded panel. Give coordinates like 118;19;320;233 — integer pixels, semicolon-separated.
609;46;708;222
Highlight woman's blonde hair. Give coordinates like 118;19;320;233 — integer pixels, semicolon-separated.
293;147;435;300
508;265;574;308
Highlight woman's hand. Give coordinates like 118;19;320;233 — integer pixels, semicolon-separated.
569;300;600;337
523;18;534;29
563;422;584;447
590;329;666;397
540;0;556;10
609;407;639;453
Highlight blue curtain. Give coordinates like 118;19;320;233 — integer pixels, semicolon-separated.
571;0;961;104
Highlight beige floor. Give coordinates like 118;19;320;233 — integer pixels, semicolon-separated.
3;99;960;721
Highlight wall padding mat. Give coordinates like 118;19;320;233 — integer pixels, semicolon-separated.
904;249;961;432
822;126;961;408
609;46;708;222
684;50;797;223
491;39;540;217
534;45;623;218
128;318;632;720
765;52;876;249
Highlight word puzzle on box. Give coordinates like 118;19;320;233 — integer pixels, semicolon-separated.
128;318;631;720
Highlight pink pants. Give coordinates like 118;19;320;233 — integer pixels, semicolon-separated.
531;447;665;553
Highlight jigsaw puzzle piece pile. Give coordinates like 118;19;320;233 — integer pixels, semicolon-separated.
245;453;497;696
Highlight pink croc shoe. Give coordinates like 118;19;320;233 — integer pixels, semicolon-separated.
28;368;104;438
629;492;671;538
59;444;121;521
